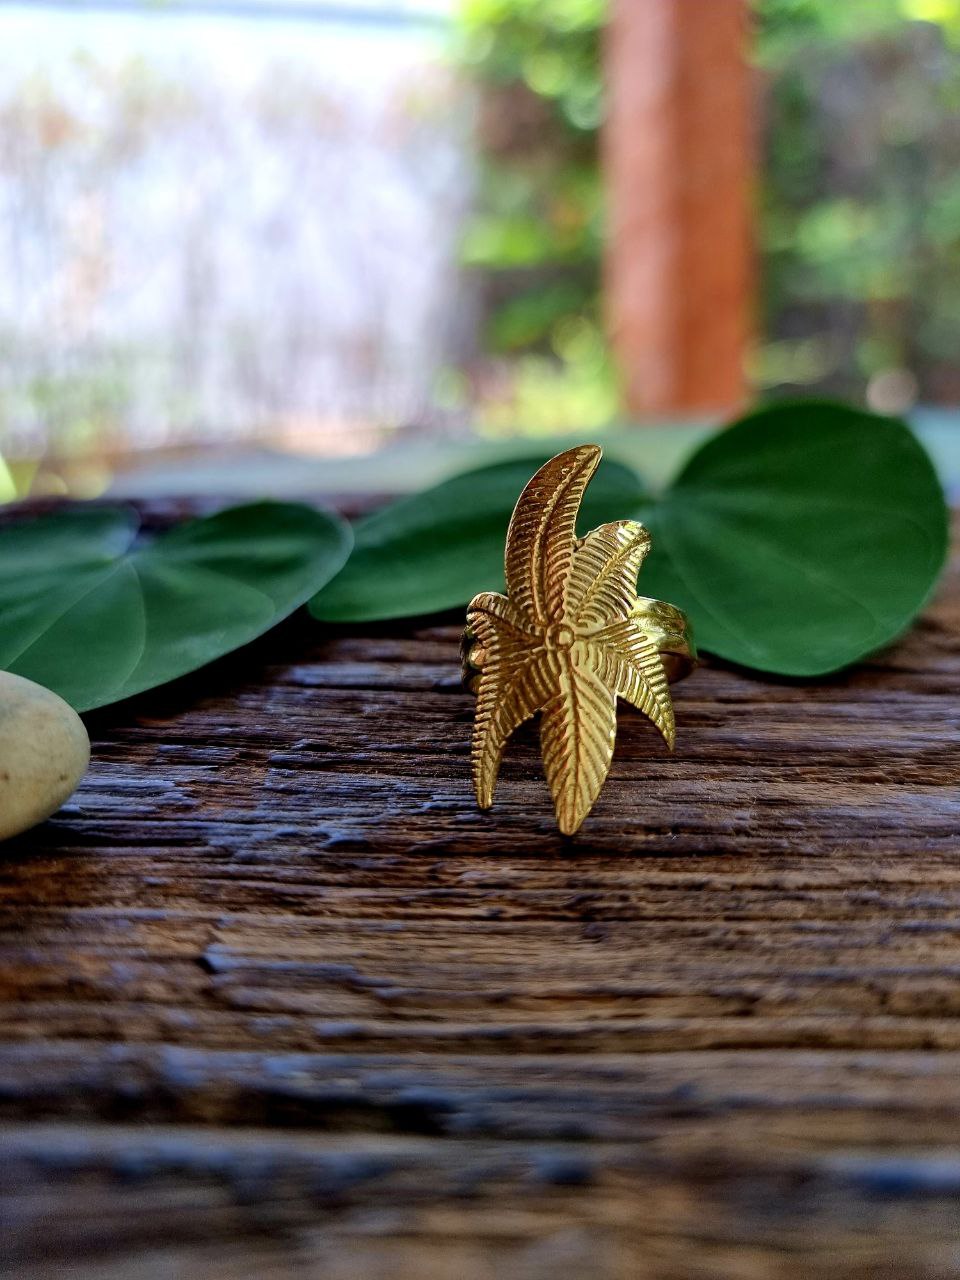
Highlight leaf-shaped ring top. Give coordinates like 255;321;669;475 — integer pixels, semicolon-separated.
462;445;697;835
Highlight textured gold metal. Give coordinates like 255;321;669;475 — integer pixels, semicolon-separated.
463;444;696;836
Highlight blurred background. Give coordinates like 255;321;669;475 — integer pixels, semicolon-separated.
1;0;959;499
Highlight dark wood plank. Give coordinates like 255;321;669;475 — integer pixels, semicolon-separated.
0;508;958;1278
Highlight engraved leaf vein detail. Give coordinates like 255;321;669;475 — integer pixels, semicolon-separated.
468;445;675;834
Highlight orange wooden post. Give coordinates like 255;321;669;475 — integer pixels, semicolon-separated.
602;0;754;419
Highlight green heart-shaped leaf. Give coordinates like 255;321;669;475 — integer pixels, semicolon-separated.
638;402;948;675
0;501;352;710
310;454;648;622
311;402;947;676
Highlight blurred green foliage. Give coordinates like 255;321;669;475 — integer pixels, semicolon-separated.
455;0;611;431
457;0;960;418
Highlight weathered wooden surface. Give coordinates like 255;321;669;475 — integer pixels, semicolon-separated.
1;509;959;1278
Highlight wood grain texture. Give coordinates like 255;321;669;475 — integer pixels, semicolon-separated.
0;505;959;1278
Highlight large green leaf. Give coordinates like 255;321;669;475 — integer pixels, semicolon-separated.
311;454;648;622
638;402;948;675
0;502;352;710
311;402;947;676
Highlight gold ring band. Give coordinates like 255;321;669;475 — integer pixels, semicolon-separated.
629;596;697;685
461;595;696;694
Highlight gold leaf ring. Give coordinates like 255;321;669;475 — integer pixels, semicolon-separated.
461;444;697;835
